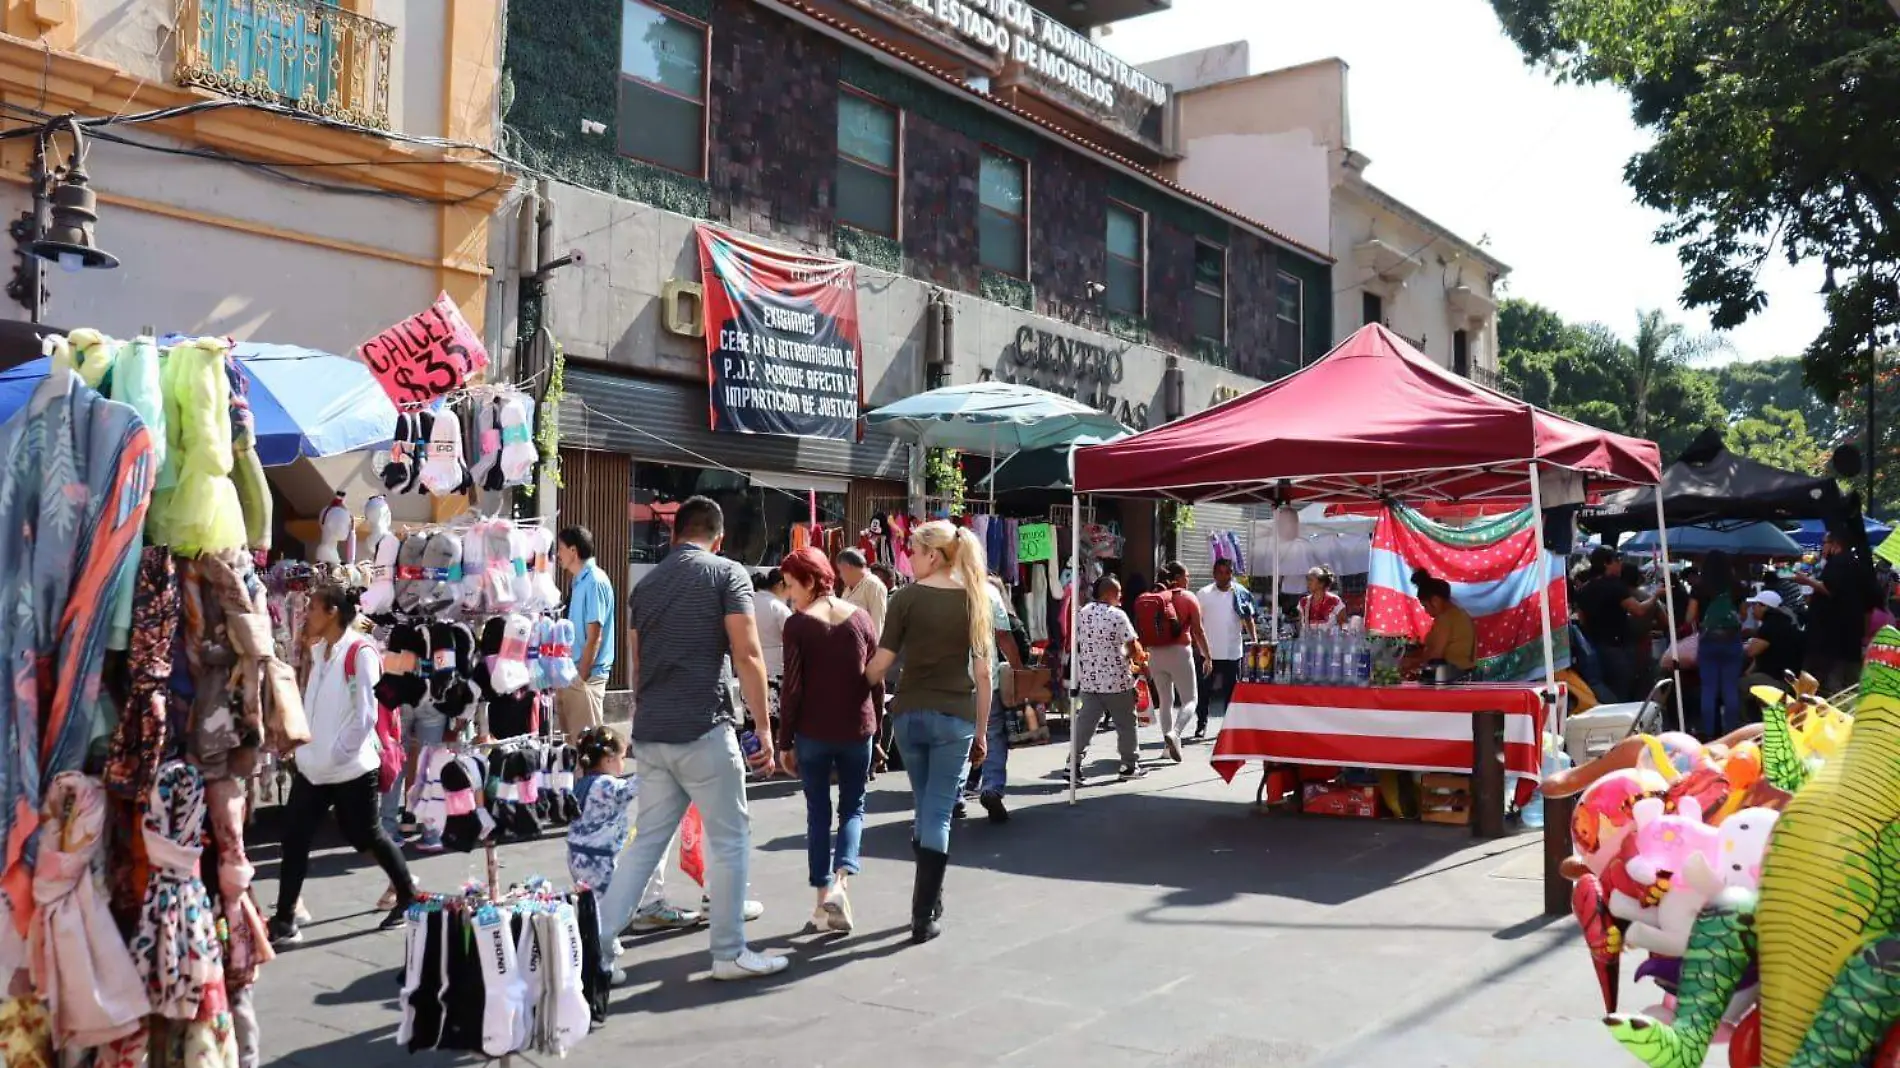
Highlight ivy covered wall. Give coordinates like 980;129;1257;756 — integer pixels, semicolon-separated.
502;0;1332;366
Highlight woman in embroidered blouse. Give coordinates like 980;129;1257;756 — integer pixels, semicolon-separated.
1299;567;1346;628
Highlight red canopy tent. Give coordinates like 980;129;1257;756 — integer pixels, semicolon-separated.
1073;324;1660;504
1059;327;1668;803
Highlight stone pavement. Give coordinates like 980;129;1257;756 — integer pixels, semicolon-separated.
249;732;1699;1068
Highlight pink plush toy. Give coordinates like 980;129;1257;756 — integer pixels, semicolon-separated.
1618;795;1721;957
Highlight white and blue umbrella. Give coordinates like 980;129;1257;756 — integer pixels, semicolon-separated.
1623;521;1803;557
0;341;398;466
865;381;1128;453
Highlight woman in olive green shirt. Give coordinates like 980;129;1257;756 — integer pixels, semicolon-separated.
1403;573;1478;679
865;519;994;944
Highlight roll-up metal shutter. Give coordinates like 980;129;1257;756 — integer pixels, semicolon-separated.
556;447;633;693
560;367;908;480
1177;502;1251;583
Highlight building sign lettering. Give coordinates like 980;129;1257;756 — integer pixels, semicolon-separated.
980;324;1150;430
873;0;1168;112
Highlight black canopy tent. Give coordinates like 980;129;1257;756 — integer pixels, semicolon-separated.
1582;428;1843;535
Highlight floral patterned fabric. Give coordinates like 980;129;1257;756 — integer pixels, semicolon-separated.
130;762;222;1022
0;372;156;933
203;778;270;989
105;547;180;802
0;995;54;1068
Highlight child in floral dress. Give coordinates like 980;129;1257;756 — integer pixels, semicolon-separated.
567;727;638;899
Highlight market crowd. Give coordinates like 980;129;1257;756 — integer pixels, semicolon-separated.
1567;528;1890;739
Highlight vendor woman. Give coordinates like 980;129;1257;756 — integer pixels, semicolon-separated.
1401;571;1478;680
1299;567;1346;627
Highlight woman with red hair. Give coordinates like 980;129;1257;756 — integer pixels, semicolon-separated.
775;546;880;934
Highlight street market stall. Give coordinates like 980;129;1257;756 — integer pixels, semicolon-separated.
1070;324;1663;829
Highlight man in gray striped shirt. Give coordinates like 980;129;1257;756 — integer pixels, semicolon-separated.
595;496;789;983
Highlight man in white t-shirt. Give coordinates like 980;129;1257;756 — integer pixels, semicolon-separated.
1195;559;1257;739
1071;575;1146;782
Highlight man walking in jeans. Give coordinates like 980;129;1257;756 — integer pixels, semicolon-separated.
597;496;788;982
1194;559;1256;740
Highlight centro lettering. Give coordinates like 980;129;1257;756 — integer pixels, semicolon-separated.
1011;324;1124;385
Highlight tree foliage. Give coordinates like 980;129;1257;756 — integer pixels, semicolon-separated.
1487;0;1900;399
1498;298;1844;477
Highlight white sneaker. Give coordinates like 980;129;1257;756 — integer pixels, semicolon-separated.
702;896;765;922
822;886;854;933
627;903;701;933
711;948;789;981
607;966;627;986
807;905;830;932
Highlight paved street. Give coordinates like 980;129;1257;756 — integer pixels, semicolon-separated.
251;733;1682;1068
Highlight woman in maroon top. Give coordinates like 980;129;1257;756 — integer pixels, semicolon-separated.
775;547;880;935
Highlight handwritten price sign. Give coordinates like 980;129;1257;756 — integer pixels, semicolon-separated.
358;292;490;406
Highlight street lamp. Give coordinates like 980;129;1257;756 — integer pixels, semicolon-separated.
7;120;118;324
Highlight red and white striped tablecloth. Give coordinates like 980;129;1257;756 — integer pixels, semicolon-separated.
1211;683;1548;805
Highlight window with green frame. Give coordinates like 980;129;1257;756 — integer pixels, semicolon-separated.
617;0;708;177
979;149;1028;277
837;90;900;237
199;0;340;107
1105;202;1144;315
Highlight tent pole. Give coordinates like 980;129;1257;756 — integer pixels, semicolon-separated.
1068;491;1084;806
1528;463;1560;738
1271;504;1282;638
1654;492;1685;732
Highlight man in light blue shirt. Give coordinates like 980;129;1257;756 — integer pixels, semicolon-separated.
558;525;616;736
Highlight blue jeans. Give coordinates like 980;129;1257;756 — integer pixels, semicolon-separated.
894;710;975;853
595;724;752;965
795;735;872;888
1699;634;1745;738
978;692;1008;795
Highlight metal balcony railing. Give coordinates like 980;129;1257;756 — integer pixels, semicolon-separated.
175;0;394;130
1468;364;1522;397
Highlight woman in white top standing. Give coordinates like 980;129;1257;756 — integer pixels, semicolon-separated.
269;584;418;945
755;568;794;752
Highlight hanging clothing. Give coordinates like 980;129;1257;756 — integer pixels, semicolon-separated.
1026;564;1050;643
26;772;150;1048
0;370;156;934
148;338;245;557
106;335;165;652
130;762;223;1023
204;776;272;989
105;547;181;802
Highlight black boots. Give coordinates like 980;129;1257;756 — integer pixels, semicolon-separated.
910;842;948;943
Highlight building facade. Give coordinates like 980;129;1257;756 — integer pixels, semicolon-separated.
502;0;1335;630
0;0;509;519
1153;45;1511;387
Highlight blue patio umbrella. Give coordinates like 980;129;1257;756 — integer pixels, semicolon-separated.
1623;521;1803;557
865;381;1128;453
1788;516;1891;551
0;341;397;466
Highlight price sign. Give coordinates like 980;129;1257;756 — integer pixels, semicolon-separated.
358;292;490;406
1017;523;1054;564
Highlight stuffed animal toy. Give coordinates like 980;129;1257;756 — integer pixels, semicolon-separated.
1621;796;1722;958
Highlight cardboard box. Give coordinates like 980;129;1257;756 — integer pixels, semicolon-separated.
1302;782;1380;819
1419;773;1471;826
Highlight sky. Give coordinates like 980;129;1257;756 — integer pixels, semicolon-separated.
1105;0;1826;363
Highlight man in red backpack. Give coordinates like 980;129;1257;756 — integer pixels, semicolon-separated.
1131;561;1208;763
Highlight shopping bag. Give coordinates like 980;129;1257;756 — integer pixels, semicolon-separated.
1135;677;1155;726
679;805;708;886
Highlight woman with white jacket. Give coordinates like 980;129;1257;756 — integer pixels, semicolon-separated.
269;585;418;945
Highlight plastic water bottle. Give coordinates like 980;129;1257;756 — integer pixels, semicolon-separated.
1290;633;1307;684
1521;734;1572;829
1354;630;1372;685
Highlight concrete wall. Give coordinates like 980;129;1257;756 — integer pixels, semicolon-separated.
1137;41;1250;96
1333;183;1498;373
538;180;1263;423
1165;59;1346;256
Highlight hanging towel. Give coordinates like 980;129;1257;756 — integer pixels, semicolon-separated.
27;772;151;1048
149;338;245;556
131;762;223;1022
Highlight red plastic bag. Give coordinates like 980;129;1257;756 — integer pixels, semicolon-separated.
679;805;708;886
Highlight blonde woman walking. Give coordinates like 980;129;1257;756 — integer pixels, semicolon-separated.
866;520;994;943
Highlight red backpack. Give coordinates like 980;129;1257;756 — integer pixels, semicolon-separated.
1132;589;1186;646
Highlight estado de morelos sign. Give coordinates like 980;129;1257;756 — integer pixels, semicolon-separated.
980;324;1151;430
869;0;1168;112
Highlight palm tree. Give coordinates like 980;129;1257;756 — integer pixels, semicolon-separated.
1628;309;1728;439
